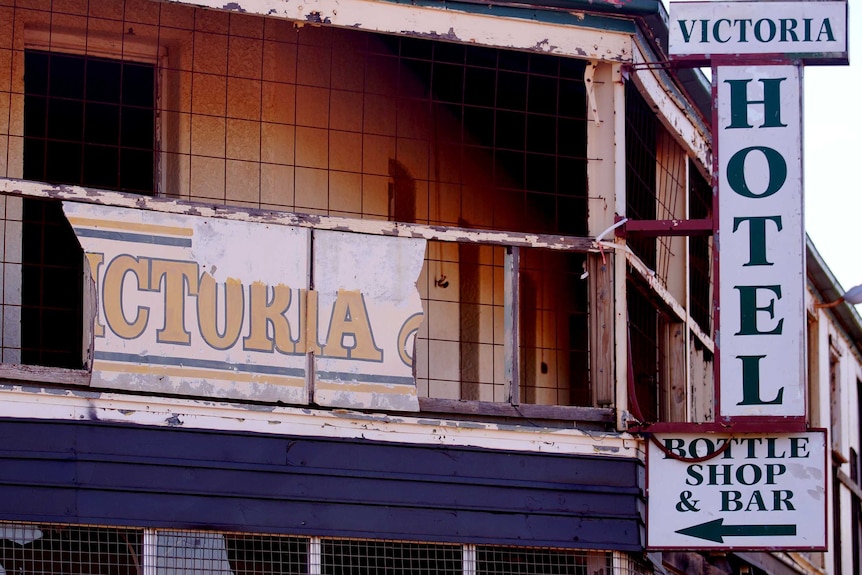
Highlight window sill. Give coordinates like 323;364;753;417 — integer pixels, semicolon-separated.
0;363;91;387
418;397;615;425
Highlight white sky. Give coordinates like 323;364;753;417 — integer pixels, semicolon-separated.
662;1;859;291
803;4;859;290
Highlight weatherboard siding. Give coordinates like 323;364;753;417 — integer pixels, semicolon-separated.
0;418;643;550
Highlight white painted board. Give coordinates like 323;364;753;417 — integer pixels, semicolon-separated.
647;431;826;550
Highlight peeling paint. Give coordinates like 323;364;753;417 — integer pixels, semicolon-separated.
401;27;461;42
531;39;558;52
0;384;637;457
305;11;332;24
2;179;597;252
165;414;184;426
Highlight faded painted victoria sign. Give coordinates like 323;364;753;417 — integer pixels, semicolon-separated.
64;203;426;411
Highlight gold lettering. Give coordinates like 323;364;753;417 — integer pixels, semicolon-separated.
322;290;383;361
396;312;424;367
102;254;150;339
85;252;106;338
198;273;244;350
243;282;300;354
149;259;199;345
304;288;323;355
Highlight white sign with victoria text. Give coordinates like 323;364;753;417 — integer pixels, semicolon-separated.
669;1;848;62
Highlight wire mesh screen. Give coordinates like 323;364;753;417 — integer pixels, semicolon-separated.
152;531;308;575
321;539;462;575
627;278;662;424
624;81;688;289
476;546;613;575
624;81;657;272
688;160;712;335
614;554;653;575
0;0;592;381
0;524;142;575
0;525;652;575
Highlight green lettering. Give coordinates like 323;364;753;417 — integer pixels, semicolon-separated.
780;18;799;42
721;490;743;512
774;490;795;511
790;437;810;458
817;19;836;42
754;18;777;42
745;491;767;511
737;355;785;406
713;19;731;43
664;438;686;458
733;216;782;267
725;78;788;129
685;464;704;486
678;20;696;42
735;285;783;335
727;147;787;198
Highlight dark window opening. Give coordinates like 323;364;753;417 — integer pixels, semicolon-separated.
477;546;611;575
520;249;590;406
0;525;142;575
22;50;155;368
628;277;665;423
224;534;309;575
388;40;588;236
322;539;462;575
625;81;657;270
689;161;712;334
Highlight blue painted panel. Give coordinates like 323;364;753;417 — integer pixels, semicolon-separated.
0;419;643;551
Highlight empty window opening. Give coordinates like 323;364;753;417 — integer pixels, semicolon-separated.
21;50;156;368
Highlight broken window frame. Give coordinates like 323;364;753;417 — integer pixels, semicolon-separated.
0;181;611;423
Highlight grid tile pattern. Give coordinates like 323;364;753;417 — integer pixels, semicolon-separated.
0;0;593;406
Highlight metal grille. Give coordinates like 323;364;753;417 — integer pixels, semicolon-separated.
4;0;586;227
20;47;155;368
688;161;712;334
0;526;652;575
0;524;142;575
624;81;656;271
22;50;156;194
624;81;688;288
627;277;663;423
417;242;508;402
321;539;462;575
152;531;308;575
476;546;612;575
3;1;592;407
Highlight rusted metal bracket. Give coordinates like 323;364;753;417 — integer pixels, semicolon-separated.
614;215;713;238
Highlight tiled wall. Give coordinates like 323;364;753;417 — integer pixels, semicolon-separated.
0;0;590;404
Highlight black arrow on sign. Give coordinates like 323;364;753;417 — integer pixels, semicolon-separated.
676;519;797;543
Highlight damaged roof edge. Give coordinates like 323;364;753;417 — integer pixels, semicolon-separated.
447;0;664;17
415;0;713;126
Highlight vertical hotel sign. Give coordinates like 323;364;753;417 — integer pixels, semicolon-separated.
669;1;847;420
